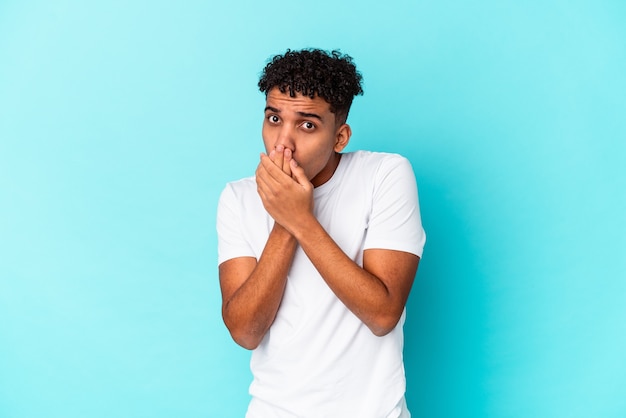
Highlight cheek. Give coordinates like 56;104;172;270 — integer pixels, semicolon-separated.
261;128;272;152
299;145;332;176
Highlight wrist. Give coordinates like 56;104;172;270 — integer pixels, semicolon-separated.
270;222;297;244
289;213;320;243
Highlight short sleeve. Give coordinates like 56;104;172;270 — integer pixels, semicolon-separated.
363;155;426;257
216;183;256;265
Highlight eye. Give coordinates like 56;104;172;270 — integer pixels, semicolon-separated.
267;115;280;124
302;121;315;130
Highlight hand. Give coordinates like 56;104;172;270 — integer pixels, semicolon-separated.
256;147;314;235
268;144;292;177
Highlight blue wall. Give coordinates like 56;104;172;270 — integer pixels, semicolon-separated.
1;1;624;417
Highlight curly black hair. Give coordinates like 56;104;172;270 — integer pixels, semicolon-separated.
258;48;364;125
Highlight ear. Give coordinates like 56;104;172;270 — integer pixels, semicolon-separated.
334;124;352;153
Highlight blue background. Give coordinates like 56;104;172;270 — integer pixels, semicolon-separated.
1;1;625;417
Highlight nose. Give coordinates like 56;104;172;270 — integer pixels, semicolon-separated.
274;125;295;152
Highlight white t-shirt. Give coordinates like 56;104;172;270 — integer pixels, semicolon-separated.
217;151;426;418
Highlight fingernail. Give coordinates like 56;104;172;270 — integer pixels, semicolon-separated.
284;148;292;158
276;145;284;152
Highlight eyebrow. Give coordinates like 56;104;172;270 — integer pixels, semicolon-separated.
264;106;323;121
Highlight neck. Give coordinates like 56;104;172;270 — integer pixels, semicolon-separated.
311;152;342;188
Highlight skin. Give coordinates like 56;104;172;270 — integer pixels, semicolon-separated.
219;87;420;349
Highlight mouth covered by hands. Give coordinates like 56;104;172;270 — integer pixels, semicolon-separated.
269;144;294;177
255;145;314;235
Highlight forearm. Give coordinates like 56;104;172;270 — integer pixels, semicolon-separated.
293;216;412;336
222;224;297;349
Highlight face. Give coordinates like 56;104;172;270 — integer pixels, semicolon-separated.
262;87;351;187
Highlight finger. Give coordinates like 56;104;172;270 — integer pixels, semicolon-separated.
258;156;293;206
260;153;289;184
274;145;284;169
256;160;274;191
283;148;293;177
290;159;310;187
256;165;276;205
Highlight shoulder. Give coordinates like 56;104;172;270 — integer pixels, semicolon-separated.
343;151;414;177
219;176;257;199
344;150;411;165
218;176;262;213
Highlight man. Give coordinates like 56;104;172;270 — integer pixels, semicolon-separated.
217;49;425;417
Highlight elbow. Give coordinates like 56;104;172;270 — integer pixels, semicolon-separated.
367;314;402;337
223;316;264;350
230;331;261;350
